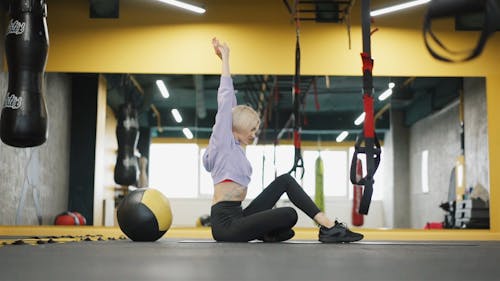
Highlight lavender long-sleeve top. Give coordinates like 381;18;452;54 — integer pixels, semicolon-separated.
202;76;252;187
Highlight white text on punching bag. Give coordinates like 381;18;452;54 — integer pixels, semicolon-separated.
122;156;136;168
3;94;23;110
6;19;26;36
123;117;139;130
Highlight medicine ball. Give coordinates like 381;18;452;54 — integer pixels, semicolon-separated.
117;188;173;242
54;211;87;225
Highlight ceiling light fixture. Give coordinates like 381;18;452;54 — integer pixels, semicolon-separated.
370;0;431;17
336;131;349;143
182;128;194;139
156;0;206;14
156;80;170;98
354;112;366;126
171;109;183;123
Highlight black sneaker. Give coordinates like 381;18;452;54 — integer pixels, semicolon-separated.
319;220;363;243
261;229;295;243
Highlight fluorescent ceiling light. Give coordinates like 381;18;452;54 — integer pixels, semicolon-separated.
156;80;169;98
354;112;366;126
370;0;431;17
378;89;393;101
336;131;349;143
182;127;194;139
171;109;183;123
156;0;206;14
388;82;396;89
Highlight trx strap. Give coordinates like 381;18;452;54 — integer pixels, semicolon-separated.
289;0;304;179
349;0;381;215
423;0;500;62
273;76;280;179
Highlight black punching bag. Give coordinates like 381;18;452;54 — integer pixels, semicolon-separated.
114;103;139;186
1;0;49;147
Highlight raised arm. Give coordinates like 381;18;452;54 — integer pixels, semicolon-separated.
209;38;236;147
212;37;230;77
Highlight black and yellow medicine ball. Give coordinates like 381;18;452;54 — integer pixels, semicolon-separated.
117;188;173;242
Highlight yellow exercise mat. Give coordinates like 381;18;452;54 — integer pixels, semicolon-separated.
0;226;127;247
1;226;500;246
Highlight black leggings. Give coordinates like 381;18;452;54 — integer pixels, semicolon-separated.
210;174;321;242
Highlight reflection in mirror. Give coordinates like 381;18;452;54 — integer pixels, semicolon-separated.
105;74;489;229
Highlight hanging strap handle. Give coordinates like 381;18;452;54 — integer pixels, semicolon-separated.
423;0;500;62
349;0;381;215
350;133;382;210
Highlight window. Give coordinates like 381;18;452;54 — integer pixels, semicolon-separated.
199;148;213;196
246;146;349;198
149;143;199;198
149;143;380;200
421;150;429;193
299;150;318;196
246;145;294;198
320;150;348;197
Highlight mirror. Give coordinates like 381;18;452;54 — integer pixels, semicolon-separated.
105;74;490;230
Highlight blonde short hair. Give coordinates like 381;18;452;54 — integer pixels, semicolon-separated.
232;105;260;132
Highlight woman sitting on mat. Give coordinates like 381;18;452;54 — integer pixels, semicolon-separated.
203;37;363;243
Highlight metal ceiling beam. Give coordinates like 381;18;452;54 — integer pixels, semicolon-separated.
282;0;355;22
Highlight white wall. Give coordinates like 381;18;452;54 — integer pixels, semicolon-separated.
464;78;489;193
409;101;460;228
407;78;488;228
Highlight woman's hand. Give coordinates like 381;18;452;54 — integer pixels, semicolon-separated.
212;37;229;60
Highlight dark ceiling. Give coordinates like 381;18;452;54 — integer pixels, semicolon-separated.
91;0;465;143
105;73;462;143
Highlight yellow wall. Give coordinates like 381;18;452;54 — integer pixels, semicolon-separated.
42;0;499;232
46;0;500;76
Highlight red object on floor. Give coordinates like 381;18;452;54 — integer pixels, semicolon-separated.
54;211;87;225
424;222;444;229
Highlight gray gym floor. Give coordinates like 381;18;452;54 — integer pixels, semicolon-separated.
1;239;499;281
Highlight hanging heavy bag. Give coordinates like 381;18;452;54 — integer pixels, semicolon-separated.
1;0;49;147
314;155;324;213
114;102;139;186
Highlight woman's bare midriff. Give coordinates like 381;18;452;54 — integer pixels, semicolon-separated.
213;181;247;205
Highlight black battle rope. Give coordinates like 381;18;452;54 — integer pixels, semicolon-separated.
423;0;500;62
288;0;304;179
349;0;381;215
